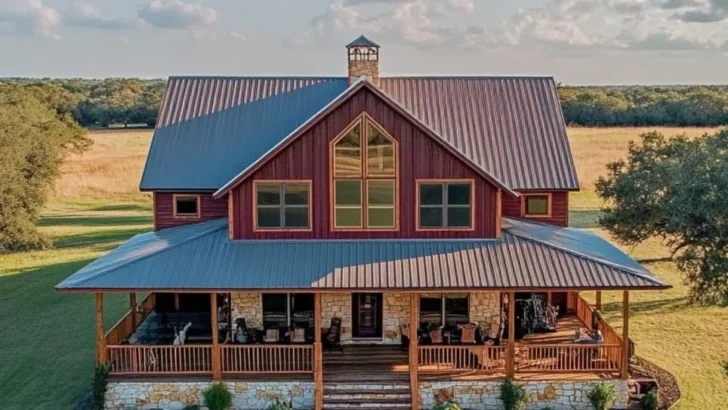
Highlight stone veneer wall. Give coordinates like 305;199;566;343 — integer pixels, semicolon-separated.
230;292;262;327
419;380;629;410
469;292;501;339
105;381;314;410
321;293;353;343
383;292;411;344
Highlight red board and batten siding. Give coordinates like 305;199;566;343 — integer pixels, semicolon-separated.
502;191;569;227
154;192;228;230
231;89;499;240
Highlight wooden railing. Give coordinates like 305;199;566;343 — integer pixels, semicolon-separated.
107;345;212;375
576;295;595;330
516;344;622;373
418;345;506;373
105;294;155;345
221;345;314;374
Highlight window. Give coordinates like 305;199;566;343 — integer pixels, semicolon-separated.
418;181;473;229
262;293;315;334
255;182;311;230
173;195;200;218
523;194;551;217
419;294;470;328
332;115;397;229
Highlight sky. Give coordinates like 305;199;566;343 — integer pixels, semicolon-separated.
0;0;727;84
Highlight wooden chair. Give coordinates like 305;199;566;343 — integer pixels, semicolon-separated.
264;328;280;343
400;323;410;347
291;327;306;343
323;317;343;353
429;328;444;344
459;324;478;344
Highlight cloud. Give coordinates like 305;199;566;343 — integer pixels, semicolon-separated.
138;0;216;29
662;0;707;9
108;35;129;44
0;0;60;38
65;2;137;30
673;0;728;22
619;29;720;49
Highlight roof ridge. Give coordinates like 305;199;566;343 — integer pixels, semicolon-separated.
57;219;227;288
501;219;664;286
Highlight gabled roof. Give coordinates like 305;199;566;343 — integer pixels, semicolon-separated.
347;35;380;48
56;218;668;292
140;75;579;192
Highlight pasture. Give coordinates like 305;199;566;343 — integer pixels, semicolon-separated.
0;127;726;409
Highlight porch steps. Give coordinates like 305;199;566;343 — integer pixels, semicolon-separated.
323;383;412;410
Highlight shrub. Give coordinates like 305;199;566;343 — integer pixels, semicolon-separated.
586;383;616;410
92;364;111;410
266;399;293;410
500;378;527;410
203;382;233;410
640;388;660;410
433;401;461;410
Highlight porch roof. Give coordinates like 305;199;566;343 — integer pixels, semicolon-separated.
55;218;668;292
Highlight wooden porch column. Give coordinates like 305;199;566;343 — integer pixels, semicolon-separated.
95;293;106;366
314;293;323;410
595;291;602;311
409;294;420;410
129;293;137;329
211;293;221;380
621;291;630;379
506;291;515;379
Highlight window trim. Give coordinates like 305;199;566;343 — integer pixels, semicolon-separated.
419;293;471;328
415;179;476;231
172;194;201;219
252;180;313;232
329;113;399;231
521;192;552;218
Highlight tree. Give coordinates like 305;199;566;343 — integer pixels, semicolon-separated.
0;85;91;252
596;130;728;303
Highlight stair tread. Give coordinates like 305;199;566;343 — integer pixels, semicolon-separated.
324;398;412;404
324;389;411;395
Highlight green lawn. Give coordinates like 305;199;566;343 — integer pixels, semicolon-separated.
0;194;726;409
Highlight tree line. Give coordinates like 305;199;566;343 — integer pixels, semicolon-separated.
2;78;728;128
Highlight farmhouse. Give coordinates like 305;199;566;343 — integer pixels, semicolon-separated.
57;36;669;410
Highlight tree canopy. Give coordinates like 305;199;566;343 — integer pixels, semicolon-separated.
596;130;728;303
0;84;91;252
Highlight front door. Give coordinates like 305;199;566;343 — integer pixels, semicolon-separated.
352;293;383;338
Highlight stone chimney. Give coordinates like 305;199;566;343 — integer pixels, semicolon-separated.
346;35;380;87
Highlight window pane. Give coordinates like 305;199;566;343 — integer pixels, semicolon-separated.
262;294;287;330
447;183;471;205
334;123;362;177
366;122;395;176
335;180;361;206
284;184;309;205
257;184;281;205
175;197;198;215
447;207;471;227
257;207;281;228
420;184;443;205
284;207;309;228
368;208;394;228
526;196;549;215
335;208;362;227
444;295;469;327
420;296;443;328
420;207;443;227
291;294;314;330
367;180;394;205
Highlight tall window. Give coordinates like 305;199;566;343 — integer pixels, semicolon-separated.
255;182;311;230
418;181;473;229
419;294;470;328
332;115;397;229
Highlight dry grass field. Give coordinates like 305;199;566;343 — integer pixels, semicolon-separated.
0;127;725;409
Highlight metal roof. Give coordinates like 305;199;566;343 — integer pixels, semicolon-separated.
347;35;380;48
56;218;667;292
140;76;578;191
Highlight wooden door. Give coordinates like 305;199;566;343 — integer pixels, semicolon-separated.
352;293;383;338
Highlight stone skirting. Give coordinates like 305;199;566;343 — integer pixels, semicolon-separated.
105;381;314;410
419;380;629;410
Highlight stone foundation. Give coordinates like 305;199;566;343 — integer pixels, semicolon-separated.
105;381;314;410
419;380;629;410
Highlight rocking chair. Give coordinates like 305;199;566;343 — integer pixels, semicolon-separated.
323;317;343;353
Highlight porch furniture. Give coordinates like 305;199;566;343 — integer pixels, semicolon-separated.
264;328;280;343
291;327;306;343
323;317;343;353
400;323;410;347
429;328;444;344
459;323;478;344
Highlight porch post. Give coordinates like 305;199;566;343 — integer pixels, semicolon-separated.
129;293;137;329
595;291;602;311
314;293;323;410
409;293;420;410
211;293;221;380
621;291;630;379
95;293;106;366
506;291;515;379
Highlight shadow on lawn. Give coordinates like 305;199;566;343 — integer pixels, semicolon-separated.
38;215;152;228
601;296;689;316
53;227;151;249
91;204;152;212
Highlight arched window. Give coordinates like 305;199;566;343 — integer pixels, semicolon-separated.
331;114;397;230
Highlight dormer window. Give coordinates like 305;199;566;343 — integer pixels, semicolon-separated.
331;114;398;230
173;194;200;219
523;193;552;218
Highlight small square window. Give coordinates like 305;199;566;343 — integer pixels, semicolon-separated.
174;195;199;218
525;195;550;216
255;182;311;230
418;181;473;229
